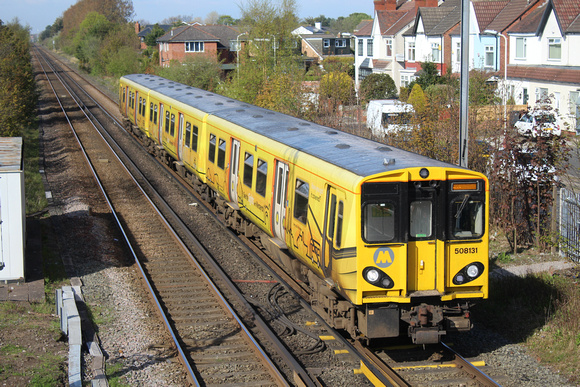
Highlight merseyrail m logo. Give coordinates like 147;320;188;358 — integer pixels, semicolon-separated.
373;247;394;268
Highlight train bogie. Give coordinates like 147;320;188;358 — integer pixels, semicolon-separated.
119;74;489;345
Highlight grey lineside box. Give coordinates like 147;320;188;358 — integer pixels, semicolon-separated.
0;137;25;282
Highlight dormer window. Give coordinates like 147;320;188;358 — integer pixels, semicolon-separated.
548;38;561;60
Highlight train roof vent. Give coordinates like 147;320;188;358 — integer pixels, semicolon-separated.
195;95;203;99
227;100;235;103
253;115;263;118
336;144;350;149
377;146;392;152
236;109;245;113
186;93;193;95
299;122;311;126
288;127;299;131
215;102;223;106
326;130;338;135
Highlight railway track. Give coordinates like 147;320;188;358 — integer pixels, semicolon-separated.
33;45;505;387
32;45;312;386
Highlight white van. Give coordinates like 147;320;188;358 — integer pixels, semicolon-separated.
366;100;414;137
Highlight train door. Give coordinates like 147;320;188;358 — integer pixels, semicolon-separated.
158;103;164;144
177;113;184;161
407;183;438;292
273;161;289;242
322;186;345;276
229;139;240;204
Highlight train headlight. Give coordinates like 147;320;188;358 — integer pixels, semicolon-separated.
466;264;479;278
363;267;395;289
366;269;380;283
453;262;484;285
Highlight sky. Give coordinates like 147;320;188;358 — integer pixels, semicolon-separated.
1;0;374;34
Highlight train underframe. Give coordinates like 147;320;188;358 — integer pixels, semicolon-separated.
125;119;474;345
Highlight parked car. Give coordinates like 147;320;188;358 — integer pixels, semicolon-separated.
514;110;561;137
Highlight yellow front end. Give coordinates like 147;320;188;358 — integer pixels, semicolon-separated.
351;167;489;342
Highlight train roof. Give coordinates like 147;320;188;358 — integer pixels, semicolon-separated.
122;74;464;177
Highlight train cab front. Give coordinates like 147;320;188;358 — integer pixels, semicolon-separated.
355;168;489;345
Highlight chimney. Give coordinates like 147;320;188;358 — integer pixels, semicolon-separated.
416;0;438;10
135;22;140;34
315;22;322;30
374;0;397;12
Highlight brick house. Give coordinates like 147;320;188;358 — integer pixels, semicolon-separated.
157;24;240;68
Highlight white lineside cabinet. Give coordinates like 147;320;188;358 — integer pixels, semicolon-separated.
0;137;25;282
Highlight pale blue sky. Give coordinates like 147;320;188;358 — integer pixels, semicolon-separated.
1;0;373;34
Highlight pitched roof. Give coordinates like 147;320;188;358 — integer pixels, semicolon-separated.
472;0;510;31
412;0;461;36
138;24;172;38
354;19;373;34
552;0;580;33
158;25;239;49
485;0;541;32
507;2;546;33
376;10;417;36
508;64;580;84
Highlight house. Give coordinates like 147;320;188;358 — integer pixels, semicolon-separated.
505;0;580;132
353;0;439;91
293;22;353;65
157;24;240;68
135;22;172;50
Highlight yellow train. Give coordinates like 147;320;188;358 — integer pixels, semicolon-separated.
119;74;489;344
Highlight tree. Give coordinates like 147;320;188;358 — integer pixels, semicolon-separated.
319;71;353;104
144;24;167;48
406;83;427;115
408;61;441;90
217;15;237;25
359;73;397;102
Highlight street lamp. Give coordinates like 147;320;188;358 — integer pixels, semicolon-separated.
484;29;508;128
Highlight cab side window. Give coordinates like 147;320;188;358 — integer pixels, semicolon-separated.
244;153;253;188
256;159;267;197
217;139;226;169
191;125;198;152
208;134;216;163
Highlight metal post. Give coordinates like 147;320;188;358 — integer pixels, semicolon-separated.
459;0;470;168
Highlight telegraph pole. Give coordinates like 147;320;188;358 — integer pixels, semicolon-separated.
459;0;470;168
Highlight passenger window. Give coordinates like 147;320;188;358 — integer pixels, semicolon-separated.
217;139;226;169
243;153;253;188
256;159;267;197
209;134;216;163
363;202;395;243
294;179;309;224
170;114;175;136
410;200;432;238
185;122;191;148
149;103;154;121
336;201;344;247
165;111;170;133
192;125;198;152
153;105;158;125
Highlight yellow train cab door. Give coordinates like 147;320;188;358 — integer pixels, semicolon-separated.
229;139;240;205
407;185;438;293
272;161;288;245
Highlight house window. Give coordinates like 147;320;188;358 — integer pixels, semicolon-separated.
401;74;410;87
456;42;461;62
523;88;529;104
386;39;392;57
485;45;495;68
367;39;373;57
548;38;561;60
536;87;549;103
431;42;440;62
569;91;580;114
358;39;363;56
335;39;346;48
515;38;526;59
407;42;415;61
323;39;330;48
185;41;204;52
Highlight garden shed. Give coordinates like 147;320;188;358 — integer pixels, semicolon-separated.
0;137;25;282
